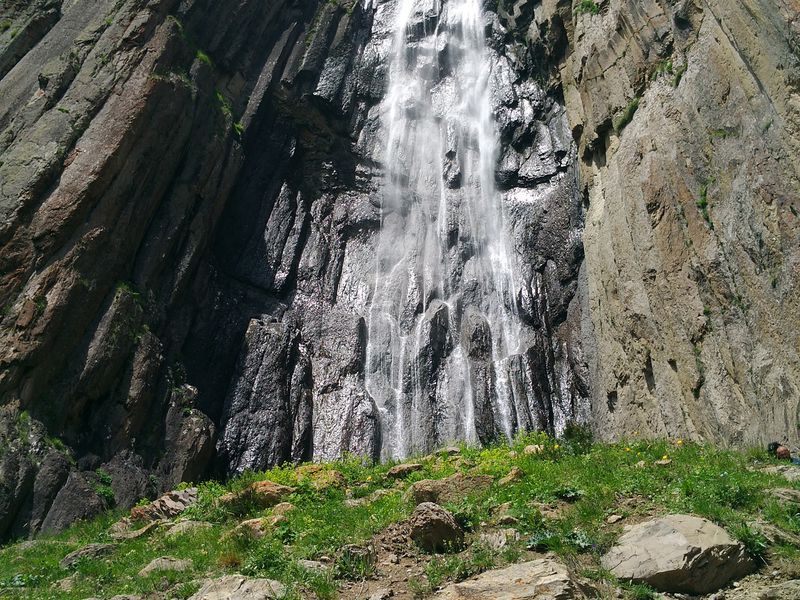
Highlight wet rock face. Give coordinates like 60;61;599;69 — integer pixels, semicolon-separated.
201;0;587;469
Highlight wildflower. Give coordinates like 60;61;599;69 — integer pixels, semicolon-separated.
676;439;684;446
366;476;372;481
662;455;669;461
625;447;631;452
554;444;560;450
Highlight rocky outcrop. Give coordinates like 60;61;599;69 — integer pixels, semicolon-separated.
549;0;800;444
601;515;755;593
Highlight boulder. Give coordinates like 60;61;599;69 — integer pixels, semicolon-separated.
408;502;464;552
60;543;114;569
478;528;520;550
298;559;329;573
523;444;544;455
232;517;271;538
760;465;800;482
138;556;192;577
601;515;755;593
433;558;587;599
272;502;295;515
130;488;198;522
40;472;106;535
188;575;286;599
219;480;295;510
407;473;493;505
498;466;524;485
165;520;213;537
296;464;346;489
110;519;161;541
767;488;800;504
387;463;424;479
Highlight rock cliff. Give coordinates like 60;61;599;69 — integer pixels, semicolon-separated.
0;0;797;540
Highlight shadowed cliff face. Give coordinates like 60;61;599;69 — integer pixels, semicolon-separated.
0;0;797;540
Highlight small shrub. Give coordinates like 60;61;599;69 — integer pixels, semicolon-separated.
672;63;687;87
554;486;584;502
94;469;115;507
696;183;712;227
526;529;562;552
575;0;600;15
614;97;640;133
242;536;289;577
732;523;768;563
195;49;213;66
562;421;593;455
335;545;376;580
622;582;659;599
0;19;12;33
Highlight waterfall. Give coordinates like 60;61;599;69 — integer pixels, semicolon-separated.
365;0;525;459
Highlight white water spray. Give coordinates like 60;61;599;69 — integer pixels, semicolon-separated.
365;0;523;459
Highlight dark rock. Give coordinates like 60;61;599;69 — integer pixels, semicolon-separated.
408;502;464;553
40;472;105;535
102;451;150;511
27;449;71;535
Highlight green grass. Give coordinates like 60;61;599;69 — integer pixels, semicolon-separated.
1;435;798;599
696;182;713;227
613;97;639;133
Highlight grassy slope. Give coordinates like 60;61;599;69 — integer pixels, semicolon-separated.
1;433;798;599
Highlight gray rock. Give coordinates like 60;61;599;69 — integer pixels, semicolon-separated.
433;558;587;598
189;575;286;600
60;543;114;569
760;465;800;483
767;488;800;504
138;556;193;577
478;528;520;551
601;515;755;594
164;520;213;537
408;502;464;553
297;559;329;573
40;472;106;536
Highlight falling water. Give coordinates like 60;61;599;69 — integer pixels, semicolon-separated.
365;0;524;459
